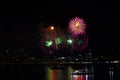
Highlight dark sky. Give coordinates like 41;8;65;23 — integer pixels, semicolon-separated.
0;1;119;55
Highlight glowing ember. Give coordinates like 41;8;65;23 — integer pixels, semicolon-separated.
50;26;55;31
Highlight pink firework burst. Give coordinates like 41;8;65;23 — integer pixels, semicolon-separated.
68;17;86;36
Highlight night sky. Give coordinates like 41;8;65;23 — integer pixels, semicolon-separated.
0;1;119;56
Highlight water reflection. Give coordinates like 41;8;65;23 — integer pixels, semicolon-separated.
46;66;94;80
69;74;94;80
109;67;114;80
1;64;119;80
46;67;64;80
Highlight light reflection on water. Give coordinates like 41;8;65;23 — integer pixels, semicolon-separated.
46;66;94;80
1;64;120;80
69;74;94;80
109;67;114;80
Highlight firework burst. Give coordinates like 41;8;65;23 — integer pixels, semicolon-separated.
68;17;86;36
40;39;55;54
72;34;89;51
40;25;66;54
